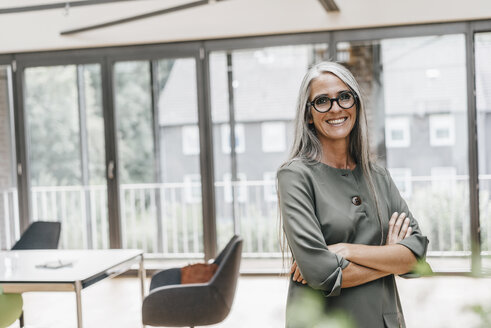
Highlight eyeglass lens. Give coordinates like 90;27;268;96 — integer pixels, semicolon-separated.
313;91;355;112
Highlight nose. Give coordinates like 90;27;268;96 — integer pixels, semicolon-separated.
329;99;343;113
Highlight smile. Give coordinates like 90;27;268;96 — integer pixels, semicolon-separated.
326;117;348;125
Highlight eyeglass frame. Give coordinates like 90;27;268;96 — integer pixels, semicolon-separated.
306;90;359;113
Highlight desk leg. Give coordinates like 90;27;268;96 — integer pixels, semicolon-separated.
75;280;83;328
139;254;146;301
138;254;146;328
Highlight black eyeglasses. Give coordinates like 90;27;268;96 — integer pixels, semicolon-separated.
306;90;357;113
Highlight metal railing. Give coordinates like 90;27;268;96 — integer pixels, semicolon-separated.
0;175;490;256
120;183;203;256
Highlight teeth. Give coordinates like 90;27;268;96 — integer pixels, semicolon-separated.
327;117;347;124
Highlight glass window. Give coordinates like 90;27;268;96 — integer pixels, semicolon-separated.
429;114;455;146
221;123;245;154
182;125;200;155
184;174;202;203
263;172;277;202
475;32;491;271
388;168;412;198
223;173;247;203
24;64;107;249
431;166;457;191
338;34;469;271
385;116;411;148
210;44;329;257
114;61;154;184
261;122;286;153
115;58;203;256
158;58;202;256
0;65;19;250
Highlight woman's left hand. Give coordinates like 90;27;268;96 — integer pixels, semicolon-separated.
327;243;351;259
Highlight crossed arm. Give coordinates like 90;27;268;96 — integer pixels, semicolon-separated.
290;212;417;288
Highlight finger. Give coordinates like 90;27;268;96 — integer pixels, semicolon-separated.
387;212;398;244
296;269;304;282
405;226;412;238
293;267;301;281
393;212;406;234
290;261;297;274
388;212;398;237
398;217;410;239
302;279;307;284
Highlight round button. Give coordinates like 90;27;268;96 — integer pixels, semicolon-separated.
352;196;362;206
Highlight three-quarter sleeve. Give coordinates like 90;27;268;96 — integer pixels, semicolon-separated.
385;168;431;278
277;165;350;297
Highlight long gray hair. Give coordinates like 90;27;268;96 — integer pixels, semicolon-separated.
277;61;384;273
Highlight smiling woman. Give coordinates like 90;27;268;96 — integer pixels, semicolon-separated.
277;62;429;328
308;73;358;166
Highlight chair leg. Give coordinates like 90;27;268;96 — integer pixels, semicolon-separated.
19;311;25;328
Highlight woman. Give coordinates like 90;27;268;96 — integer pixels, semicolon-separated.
277;62;429;328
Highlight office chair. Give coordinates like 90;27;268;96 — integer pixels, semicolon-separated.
11;221;61;250
142;235;243;327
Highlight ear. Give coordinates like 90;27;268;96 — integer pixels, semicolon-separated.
307;111;314;124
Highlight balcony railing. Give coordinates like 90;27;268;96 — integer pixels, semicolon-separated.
0;175;490;256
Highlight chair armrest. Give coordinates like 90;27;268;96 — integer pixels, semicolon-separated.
149;267;181;291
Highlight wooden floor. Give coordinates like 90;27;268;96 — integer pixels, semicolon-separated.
9;275;491;328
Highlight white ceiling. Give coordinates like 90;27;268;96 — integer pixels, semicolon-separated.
0;0;490;54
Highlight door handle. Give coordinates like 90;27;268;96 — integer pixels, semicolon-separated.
108;160;115;180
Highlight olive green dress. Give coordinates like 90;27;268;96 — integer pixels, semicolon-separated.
277;159;429;328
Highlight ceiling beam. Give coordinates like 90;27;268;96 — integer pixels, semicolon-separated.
0;0;142;15
60;0;215;35
317;0;339;12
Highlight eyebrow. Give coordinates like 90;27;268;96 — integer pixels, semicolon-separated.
312;89;351;99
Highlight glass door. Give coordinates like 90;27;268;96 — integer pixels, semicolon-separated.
113;57;204;257
23;64;108;249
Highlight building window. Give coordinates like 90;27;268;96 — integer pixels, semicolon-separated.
261;122;286;153
263;172;277;202
182;125;200;155
221;124;245;154
385;116;410;148
429;114;455;146
431;167;457;191
183;174;201;203
388;168;412;198
223;173;247;203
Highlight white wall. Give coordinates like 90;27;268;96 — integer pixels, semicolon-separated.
1;0;491;54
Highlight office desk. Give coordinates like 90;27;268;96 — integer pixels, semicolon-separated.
0;249;145;328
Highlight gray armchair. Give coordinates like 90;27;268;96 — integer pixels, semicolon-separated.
142;235;243;327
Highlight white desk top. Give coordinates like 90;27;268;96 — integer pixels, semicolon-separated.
0;249;142;284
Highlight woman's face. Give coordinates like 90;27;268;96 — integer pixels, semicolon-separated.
308;73;357;145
